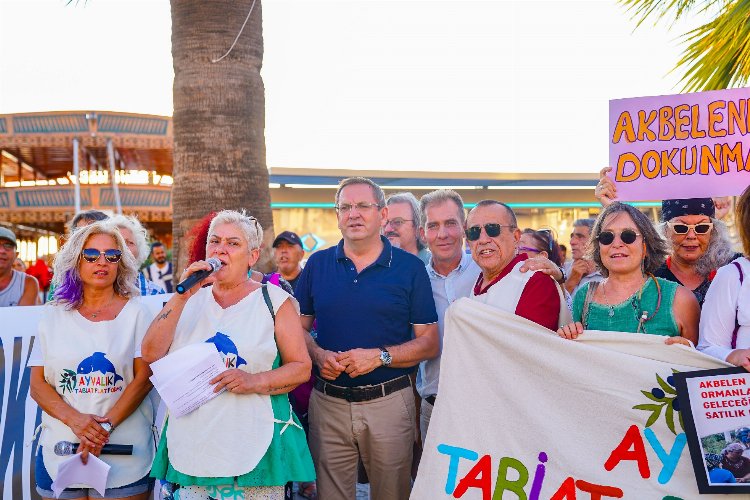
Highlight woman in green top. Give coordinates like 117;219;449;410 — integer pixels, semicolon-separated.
557;202;699;344
141;210;315;500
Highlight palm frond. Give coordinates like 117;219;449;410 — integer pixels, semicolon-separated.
618;0;725;28
676;0;750;91
618;0;750;91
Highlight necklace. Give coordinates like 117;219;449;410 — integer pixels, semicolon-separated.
601;281;615;317
601;277;649;318
80;294;116;319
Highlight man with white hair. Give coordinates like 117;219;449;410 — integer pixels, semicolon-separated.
384;192;431;265
467;200;568;329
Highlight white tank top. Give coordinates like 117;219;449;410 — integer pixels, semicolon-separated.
165;284;295;477
36;300;155;488
471;260;572;328
0;269;25;307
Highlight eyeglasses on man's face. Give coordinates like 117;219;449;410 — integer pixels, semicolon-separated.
335;202;381;215
0;242;15;251
384;217;413;229
81;248;122;264
465;223;515;242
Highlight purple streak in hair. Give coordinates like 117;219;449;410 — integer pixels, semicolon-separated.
55;269;83;306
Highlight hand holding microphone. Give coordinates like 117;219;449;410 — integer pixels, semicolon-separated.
54;441;133;456
176;258;222;295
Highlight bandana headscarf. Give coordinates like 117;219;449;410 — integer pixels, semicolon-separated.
661;198;715;222
705;453;722;469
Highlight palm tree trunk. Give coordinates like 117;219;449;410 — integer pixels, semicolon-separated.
170;0;274;274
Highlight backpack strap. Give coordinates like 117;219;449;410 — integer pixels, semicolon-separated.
731;261;745;349
581;281;600;330
262;284;275;323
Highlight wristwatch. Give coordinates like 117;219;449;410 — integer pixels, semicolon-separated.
100;422;113;434
379;347;392;367
557;265;567;284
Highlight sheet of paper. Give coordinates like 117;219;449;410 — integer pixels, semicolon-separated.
51;453;110;498
149;343;227;418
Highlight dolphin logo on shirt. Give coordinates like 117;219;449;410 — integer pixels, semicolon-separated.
76;352;124;384
205;332;247;368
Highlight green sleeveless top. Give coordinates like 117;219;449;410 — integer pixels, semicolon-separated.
150;352;315;487
571;277;679;337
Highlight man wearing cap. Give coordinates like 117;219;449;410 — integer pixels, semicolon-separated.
295;177;438;500
0;227;40;306
273;231;305;291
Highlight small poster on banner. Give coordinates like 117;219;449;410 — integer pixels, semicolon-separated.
674;367;750;494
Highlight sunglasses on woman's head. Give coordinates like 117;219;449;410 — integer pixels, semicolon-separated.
81;248;122;263
667;221;713;235
465;223;514;241
596;229;641;246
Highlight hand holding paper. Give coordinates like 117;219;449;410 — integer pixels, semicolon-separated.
149;343;228;418
51;453;110;498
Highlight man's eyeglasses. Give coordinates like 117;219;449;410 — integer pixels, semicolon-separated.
667;222;713;235
384;218;413;229
0;242;15;251
81;248;122;264
465;223;515;242
335;202;381;215
596;229;641;246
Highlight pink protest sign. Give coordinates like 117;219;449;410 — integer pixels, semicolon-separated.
609;87;750;201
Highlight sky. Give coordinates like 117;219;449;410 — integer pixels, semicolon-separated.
0;0;698;173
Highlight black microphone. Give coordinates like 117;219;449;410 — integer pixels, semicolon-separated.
53;441;133;456
175;257;222;294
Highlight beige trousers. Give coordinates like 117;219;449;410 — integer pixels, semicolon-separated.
419;398;434;447
308;385;416;500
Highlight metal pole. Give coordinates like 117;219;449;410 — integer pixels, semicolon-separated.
73;138;81;214
107;139;123;214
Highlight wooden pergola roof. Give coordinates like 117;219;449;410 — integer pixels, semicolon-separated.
0;111;173;181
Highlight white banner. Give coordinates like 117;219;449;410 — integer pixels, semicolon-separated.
412;298;750;499
1;295;169;500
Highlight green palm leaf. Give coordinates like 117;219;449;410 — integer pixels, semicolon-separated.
618;0;750;91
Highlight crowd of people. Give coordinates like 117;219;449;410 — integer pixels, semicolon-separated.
2;172;750;498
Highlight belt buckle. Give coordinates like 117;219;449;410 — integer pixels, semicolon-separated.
345;389;355;403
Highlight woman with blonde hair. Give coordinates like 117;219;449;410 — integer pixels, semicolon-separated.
29;220;155;499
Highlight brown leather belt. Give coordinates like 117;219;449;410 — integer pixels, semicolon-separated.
314;375;411;402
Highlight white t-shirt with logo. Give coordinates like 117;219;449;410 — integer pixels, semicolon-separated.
164;284;295;477
30;300;155;488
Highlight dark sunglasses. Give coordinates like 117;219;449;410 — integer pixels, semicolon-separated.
666;221;713;235
465;223;515;241
596;229;641;246
81;248;122;264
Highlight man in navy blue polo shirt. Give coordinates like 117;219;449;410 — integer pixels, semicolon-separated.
295;177;439;500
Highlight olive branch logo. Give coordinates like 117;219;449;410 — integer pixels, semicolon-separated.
59;369;77;394
633;369;683;435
